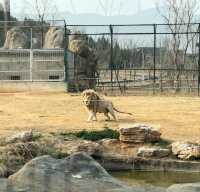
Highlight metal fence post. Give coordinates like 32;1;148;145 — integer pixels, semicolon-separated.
153;24;157;94
30;27;33;81
64;22;68;82
30;49;33;81
41;18;44;47
109;25;113;90
198;23;200;96
30;28;33;49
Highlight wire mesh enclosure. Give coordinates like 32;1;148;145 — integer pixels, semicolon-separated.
0;49;65;81
0;20;67;82
66;23;200;95
0;20;199;95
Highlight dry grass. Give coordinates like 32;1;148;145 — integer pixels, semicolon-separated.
0;91;199;142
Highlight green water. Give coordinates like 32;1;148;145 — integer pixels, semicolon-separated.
111;171;200;188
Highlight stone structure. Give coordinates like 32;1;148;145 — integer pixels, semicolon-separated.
172;142;200;160
119;124;161;145
68;31;98;92
43;27;64;49
3;27;29;49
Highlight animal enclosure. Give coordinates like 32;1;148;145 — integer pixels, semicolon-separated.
0;21;200;95
66;23;200;95
0;20;67;82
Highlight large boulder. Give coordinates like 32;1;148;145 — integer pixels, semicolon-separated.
5;153;153;192
167;183;200;192
69;39;96;62
43;27;64;49
3;27;29;49
171;142;200;160
68;31;97;91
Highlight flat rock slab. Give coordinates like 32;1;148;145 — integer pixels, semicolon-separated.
119;124;161;144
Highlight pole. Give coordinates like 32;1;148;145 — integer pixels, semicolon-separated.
30;49;33;81
109;25;113;91
30;28;33;49
4;0;10;37
41;18;44;47
30;28;33;81
64;22;69;91
198;24;200;96
153;24;157;95
64;23;68;82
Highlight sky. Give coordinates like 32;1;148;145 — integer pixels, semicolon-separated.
0;0;162;18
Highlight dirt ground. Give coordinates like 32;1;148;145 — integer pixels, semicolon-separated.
0;91;199;142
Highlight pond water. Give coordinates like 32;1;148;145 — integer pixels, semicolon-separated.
111;171;200;188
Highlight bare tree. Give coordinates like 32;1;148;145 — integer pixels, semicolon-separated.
3;0;10;35
157;0;199;92
22;0;55;22
98;0;125;16
22;0;58;47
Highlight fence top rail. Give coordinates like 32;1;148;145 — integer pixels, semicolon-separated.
0;48;65;52
66;23;200;27
32;49;64;52
66;32;199;36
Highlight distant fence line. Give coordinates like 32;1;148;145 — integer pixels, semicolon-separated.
66;23;200;95
0;21;200;95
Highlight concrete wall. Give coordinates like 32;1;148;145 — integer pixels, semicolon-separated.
0;81;67;92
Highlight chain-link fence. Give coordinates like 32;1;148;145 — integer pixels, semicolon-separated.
66;23;200;95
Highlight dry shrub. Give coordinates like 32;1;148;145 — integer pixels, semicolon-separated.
0;142;46;177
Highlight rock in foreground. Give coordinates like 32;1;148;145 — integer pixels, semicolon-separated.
167;183;200;192
1;153;158;192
